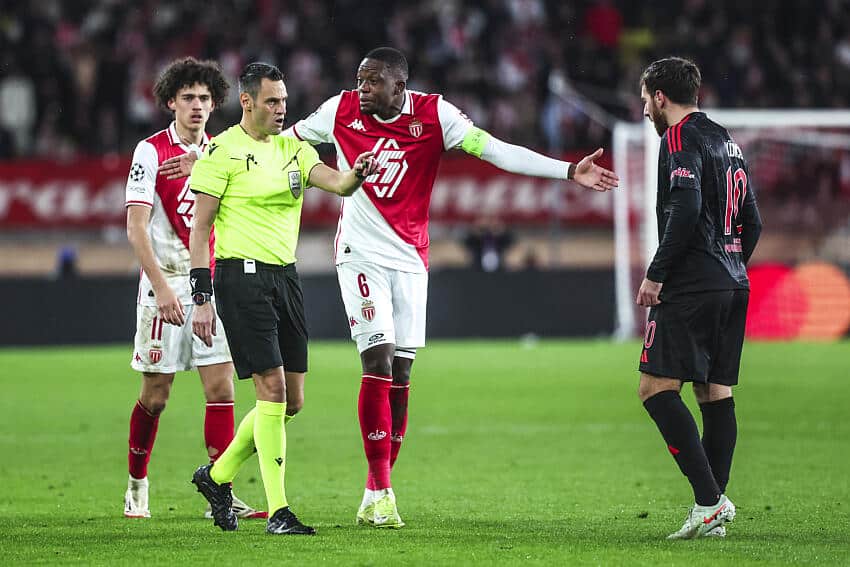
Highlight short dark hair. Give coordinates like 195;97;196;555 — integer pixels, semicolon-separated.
238;62;284;99
640;57;701;105
364;47;409;80
153;57;229;111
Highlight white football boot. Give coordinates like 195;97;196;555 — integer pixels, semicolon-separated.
357;487;405;528
124;476;150;518
701;525;727;538
667;494;735;540
204;493;268;519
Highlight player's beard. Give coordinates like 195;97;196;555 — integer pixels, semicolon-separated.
649;104;668;137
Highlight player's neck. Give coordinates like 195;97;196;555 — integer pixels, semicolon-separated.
375;92;406;121
239;117;270;142
665;105;699;128
173;121;204;147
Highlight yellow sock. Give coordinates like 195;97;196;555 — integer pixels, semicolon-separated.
255;400;288;513
210;408;256;484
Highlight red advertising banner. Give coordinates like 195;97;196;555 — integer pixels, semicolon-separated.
0;151;614;229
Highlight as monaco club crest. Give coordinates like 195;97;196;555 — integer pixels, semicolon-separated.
409;119;422;138
149;348;162;364
361;300;375;322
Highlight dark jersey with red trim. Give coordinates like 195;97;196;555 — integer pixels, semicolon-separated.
648;112;762;296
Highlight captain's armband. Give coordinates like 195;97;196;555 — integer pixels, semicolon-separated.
460;127;491;158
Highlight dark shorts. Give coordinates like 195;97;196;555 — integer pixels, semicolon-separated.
638;289;749;385
214;259;308;379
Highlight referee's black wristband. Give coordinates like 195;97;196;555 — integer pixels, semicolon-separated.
190;268;213;295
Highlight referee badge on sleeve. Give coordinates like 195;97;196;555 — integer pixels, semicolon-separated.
288;170;302;199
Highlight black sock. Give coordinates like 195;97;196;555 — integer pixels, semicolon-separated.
643;390;721;506
699;397;736;494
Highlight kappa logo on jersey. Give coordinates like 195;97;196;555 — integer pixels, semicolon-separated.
361;300;376;322
670;167;695;181
409;119;423;138
367;430;387;441
149;348;163;364
129;162;145;182
366;138;408;198
347;119;367;131
349;316;358;327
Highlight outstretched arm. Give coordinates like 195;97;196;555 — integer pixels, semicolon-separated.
307;151;379;196
470;129;618;191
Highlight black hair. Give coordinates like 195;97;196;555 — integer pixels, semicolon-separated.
238;62;284;99
364;47;409;80
153;57;228;111
640;57;701;105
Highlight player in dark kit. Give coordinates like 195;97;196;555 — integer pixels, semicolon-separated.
635;57;762;539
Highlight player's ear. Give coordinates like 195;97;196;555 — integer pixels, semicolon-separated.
167;98;177;112
654;90;665;108
240;92;252;111
394;80;406;96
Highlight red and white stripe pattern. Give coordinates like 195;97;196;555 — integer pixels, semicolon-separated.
150;316;165;341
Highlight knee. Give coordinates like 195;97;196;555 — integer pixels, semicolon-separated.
140;395;167;415
692;383;710;404
361;351;393;376
204;380;235;403
254;370;286;403
637;382;654;403
286;391;304;415
140;381;171;414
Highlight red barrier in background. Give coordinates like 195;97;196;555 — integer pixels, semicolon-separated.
0;152;615;229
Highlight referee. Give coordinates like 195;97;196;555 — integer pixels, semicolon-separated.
187;62;378;535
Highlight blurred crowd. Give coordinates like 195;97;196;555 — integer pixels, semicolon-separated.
1;0;849;160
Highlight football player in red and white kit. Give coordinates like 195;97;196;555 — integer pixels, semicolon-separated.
289;47;618;528
123;57;264;520
160;48;618;528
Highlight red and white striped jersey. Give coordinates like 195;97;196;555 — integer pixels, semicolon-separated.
125;122;213;305
291;90;473;272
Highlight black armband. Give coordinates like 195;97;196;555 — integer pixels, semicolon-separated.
190;268;213;295
567;163;577;180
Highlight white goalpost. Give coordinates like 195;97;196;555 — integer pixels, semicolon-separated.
612;109;850;340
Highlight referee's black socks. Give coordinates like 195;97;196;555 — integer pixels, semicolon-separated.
699;397;736;494
643;390;721;506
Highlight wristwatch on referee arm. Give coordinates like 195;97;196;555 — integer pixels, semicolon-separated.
190;267;213;306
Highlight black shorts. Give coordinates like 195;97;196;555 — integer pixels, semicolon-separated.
214;259;308;379
638;289;749;385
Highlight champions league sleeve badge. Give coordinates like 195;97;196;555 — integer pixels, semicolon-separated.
288;170;302;199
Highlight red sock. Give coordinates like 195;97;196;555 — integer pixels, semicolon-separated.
389;384;410;468
359;374;392;490
128;400;159;479
204;401;235;462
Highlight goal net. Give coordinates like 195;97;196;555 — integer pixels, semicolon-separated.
612;110;850;341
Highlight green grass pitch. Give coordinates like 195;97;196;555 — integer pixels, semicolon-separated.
1;340;848;565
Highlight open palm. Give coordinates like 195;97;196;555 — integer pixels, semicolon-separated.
573;148;619;192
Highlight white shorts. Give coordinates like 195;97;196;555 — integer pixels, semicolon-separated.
130;303;231;374
337;261;428;354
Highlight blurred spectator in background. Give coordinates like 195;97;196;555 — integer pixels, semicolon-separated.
55;245;78;279
463;215;515;272
0;0;847;161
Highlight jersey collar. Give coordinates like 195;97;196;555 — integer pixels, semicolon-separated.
372;91;413;124
167;121;210;148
